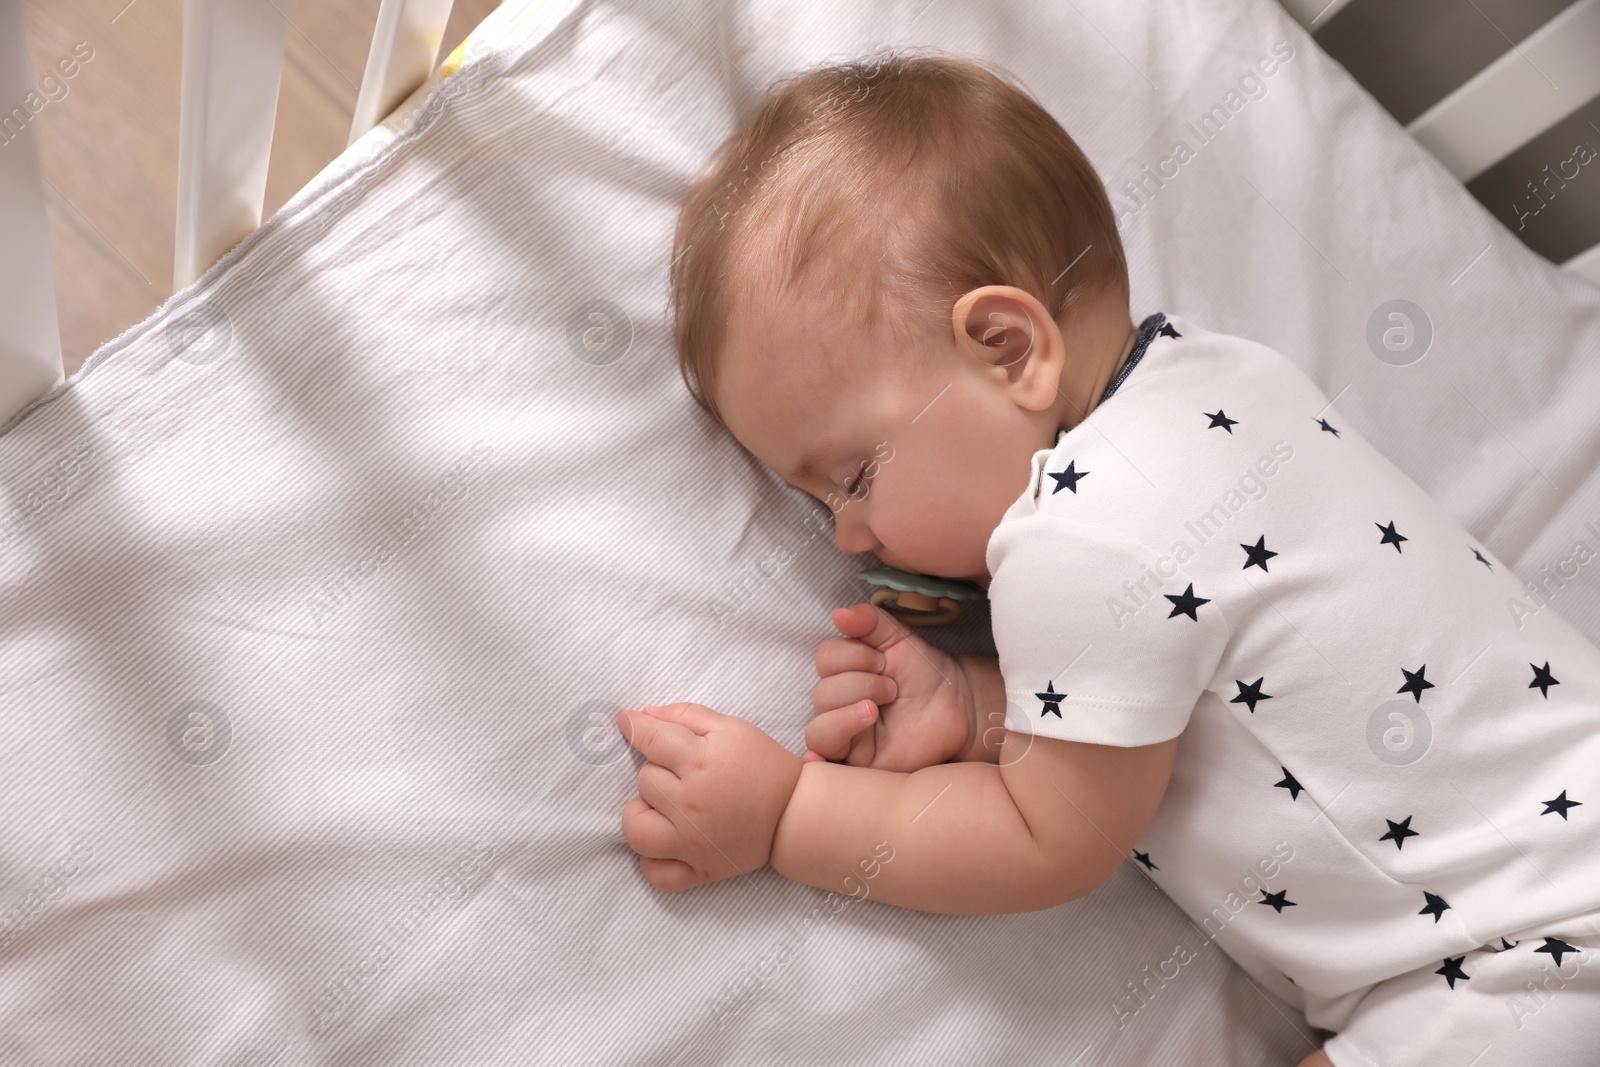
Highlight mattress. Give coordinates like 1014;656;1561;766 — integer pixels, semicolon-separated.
2;0;1598;1064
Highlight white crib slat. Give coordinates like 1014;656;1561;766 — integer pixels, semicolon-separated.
1277;0;1356;30
1405;0;1600;182
0;0;64;425
173;0;288;290
1567;243;1600;289
348;0;457;147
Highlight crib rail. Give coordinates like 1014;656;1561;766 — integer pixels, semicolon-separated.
0;0;457;427
0;0;65;423
175;0;458;290
349;0;458;149
1281;0;1600;287
172;0;290;292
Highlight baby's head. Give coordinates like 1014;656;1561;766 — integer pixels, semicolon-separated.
671;49;1132;585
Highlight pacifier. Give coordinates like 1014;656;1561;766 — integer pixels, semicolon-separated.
856;567;985;626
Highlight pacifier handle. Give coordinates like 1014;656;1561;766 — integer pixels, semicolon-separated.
867;586;963;626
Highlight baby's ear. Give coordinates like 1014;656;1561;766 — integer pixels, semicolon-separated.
952;287;1061;410
958;291;1034;379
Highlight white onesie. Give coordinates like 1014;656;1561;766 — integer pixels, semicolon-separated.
985;312;1600;1067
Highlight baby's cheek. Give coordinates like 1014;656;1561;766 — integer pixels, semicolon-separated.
934;467;1012;571
881;477;987;575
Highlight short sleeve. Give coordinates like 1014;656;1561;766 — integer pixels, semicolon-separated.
985;515;1229;747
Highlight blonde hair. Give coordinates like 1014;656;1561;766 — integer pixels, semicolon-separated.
669;48;1129;420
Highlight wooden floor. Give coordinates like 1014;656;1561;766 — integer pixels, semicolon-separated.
22;0;498;376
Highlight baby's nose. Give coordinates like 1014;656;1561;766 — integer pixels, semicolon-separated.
833;513;881;556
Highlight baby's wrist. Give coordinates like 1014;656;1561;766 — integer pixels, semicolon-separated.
765;752;809;869
953;654;1006;764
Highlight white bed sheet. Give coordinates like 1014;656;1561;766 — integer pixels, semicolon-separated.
2;0;1598;1064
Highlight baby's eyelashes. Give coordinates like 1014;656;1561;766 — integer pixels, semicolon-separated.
843;460;872;497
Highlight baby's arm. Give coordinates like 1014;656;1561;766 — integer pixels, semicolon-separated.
771;723;1178;915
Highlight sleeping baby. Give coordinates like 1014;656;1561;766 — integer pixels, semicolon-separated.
613;48;1600;1067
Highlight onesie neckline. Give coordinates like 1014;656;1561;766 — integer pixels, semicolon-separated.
1098;311;1167;404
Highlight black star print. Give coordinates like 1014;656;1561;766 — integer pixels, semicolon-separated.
1436;956;1470;989
1397;664;1435;703
1535;936;1579;968
1377;521;1408;553
1258;889;1296;913
1540;790;1582;820
1230;677;1273;713
1131;849;1158;871
1035;680;1066;718
1047;460;1089;495
1498;937;1519;951
1529;662;1560;699
1205;409;1239;434
1158;322;1181;339
1471;547;1493;570
1274;767;1303;801
1164;583;1210;621
1380;816;1420;851
1315;417;1341;437
1419;891;1451;923
1240;535;1277;573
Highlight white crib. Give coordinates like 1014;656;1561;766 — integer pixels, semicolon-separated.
0;0;554;426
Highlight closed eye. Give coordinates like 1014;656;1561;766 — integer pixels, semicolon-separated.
843;460;871;498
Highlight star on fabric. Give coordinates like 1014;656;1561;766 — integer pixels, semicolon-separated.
1419;891;1451;923
1540;790;1582;820
1274;767;1303;801
1257;889;1296;913
1047;460;1089;495
1529;662;1560;699
1397;664;1435;703
1164;583;1210;621
1436;956;1470;989
1498;938;1520;951
1158;322;1181;339
1240;535;1277;573
1231;677;1273;713
1380;816;1419;851
1035;680;1066;718
1205;409;1239;434
1471;547;1493;570
1132;849;1158;871
1315;417;1341;437
1376;520;1408;553
1535;936;1579;968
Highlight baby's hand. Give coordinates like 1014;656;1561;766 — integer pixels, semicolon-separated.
805;603;974;773
616;703;803;892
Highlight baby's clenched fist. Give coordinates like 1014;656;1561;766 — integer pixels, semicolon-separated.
806;602;977;773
